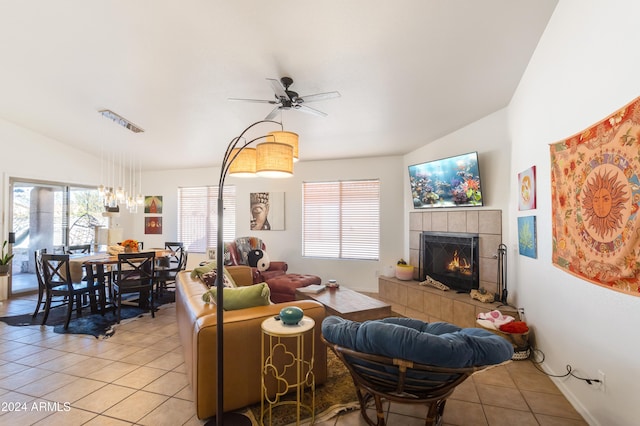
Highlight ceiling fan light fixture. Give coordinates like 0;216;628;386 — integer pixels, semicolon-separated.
267;131;299;162
228;147;257;177
256;142;293;178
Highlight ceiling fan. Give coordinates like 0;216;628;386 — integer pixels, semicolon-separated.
229;77;340;120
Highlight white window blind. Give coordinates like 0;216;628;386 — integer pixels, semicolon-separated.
177;186;236;253
303;180;380;260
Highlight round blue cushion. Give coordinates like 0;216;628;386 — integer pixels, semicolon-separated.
322;316;513;368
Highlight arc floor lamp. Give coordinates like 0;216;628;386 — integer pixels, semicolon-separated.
213;120;296;425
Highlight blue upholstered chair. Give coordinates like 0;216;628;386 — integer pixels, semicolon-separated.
322;316;514;426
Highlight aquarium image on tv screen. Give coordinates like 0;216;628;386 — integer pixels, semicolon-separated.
409;152;483;209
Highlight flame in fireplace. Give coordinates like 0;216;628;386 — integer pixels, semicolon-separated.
447;250;472;275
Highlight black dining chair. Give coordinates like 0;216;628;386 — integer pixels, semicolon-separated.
41;253;106;329
112;252;156;323
67;244;92;254
154;245;187;296
32;248;67;319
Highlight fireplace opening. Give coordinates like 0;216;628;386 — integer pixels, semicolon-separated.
420;231;479;293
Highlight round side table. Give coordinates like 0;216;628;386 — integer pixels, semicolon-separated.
261;315;315;426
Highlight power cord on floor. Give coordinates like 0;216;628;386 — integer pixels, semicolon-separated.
528;346;602;385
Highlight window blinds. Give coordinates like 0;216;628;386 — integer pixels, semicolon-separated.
177;186;236;253
303;180;380;260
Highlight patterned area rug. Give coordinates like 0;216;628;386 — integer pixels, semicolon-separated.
0;291;175;338
246;349;359;426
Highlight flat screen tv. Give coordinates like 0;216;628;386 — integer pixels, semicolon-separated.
409;152;484;209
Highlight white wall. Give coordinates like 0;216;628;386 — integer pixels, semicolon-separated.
508;1;640;424
136;155;405;292
0;117;106;237
403;108;513;279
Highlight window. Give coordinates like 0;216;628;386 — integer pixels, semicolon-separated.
303;180;380;260
178;186;236;253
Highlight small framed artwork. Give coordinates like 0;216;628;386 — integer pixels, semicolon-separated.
207;247;216;260
145;216;163;234
517;216;537;258
249;192;285;231
144;196;163;214
518;166;536;210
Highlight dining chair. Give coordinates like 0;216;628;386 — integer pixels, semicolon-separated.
32;248;67;318
41;253;106;329
112;252;156;323
154;246;187;296
67;244;92;254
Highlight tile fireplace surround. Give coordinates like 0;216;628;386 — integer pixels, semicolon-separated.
409;209;502;296
380;210;512;328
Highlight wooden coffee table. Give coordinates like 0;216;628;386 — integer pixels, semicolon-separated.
295;286;392;322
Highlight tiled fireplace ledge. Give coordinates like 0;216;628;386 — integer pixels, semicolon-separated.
378;276;518;328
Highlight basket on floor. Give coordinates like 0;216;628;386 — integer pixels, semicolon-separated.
478;324;530;360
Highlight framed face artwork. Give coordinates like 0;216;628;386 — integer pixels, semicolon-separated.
250;192;285;231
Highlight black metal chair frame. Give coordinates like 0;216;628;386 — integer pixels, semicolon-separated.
41;253;105;329
155;244;187;296
112;252;156;323
32;248;67;319
322;336;493;426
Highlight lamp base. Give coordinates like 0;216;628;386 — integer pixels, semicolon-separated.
204;412;252;426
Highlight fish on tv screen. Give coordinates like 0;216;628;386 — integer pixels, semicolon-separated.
409;152;484;209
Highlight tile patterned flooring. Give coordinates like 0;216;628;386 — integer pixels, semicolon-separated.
0;293;587;425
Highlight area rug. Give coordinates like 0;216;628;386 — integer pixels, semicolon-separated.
550;95;640;296
245;349;359;426
0;291;175;338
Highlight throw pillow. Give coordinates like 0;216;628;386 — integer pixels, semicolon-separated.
235;236;263;265
202;282;271;310
201;269;236;288
191;261;237;288
247;249;271;272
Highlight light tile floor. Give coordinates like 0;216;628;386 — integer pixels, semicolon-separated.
0;294;587;425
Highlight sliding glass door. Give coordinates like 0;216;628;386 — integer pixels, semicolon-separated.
9;179;105;295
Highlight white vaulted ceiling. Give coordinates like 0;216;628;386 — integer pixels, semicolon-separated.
0;0;557;170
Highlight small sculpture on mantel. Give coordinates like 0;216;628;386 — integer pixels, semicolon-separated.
470;288;495;303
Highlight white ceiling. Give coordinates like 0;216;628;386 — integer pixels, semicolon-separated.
0;0;557;171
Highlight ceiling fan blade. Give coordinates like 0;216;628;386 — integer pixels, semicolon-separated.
228;98;278;104
294;104;327;117
267;78;289;100
298;91;341;103
265;107;282;120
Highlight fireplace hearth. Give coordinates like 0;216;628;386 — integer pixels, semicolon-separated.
420;231;479;293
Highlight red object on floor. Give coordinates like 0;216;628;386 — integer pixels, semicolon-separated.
499;321;529;334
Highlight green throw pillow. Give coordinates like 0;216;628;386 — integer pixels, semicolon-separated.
202;282;271;310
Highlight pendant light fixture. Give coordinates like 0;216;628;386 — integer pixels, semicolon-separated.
255;142;294;177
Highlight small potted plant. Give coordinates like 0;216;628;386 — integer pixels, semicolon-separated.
0;240;14;276
395;259;414;280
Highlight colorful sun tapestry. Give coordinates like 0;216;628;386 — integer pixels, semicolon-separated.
550;97;640;296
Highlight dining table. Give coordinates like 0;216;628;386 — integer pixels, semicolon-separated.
69;249;173;310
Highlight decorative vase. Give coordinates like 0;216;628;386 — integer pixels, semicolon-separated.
0;264;9;276
279;306;304;325
395;264;414;280
124;247;133;253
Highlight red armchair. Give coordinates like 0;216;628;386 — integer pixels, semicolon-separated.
224;237;288;284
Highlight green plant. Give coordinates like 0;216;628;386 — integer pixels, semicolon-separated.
0;240;14;265
397;259;407;266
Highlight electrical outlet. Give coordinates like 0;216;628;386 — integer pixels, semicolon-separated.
518;307;525;315
598;370;606;392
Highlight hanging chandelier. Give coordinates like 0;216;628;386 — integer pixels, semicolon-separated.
98;149;144;214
